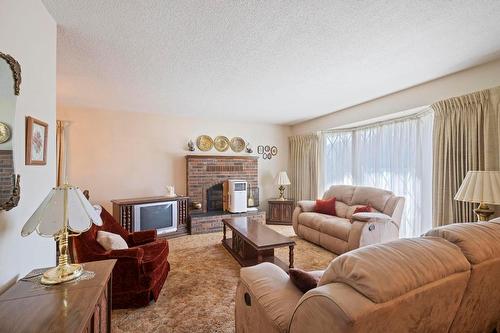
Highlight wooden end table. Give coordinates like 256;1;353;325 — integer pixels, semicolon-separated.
267;199;295;225
222;216;295;272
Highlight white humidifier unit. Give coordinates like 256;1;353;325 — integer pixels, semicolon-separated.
227;180;248;213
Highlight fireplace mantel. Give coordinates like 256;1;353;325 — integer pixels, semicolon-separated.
185;155;259;160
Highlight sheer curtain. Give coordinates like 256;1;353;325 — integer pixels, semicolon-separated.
323;110;434;237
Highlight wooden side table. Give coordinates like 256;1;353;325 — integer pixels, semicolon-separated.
267;199;295;225
0;259;116;333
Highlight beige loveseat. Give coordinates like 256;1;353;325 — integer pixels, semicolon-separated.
292;185;405;254
235;221;500;333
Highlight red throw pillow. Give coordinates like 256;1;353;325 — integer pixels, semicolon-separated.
315;197;336;216
289;268;320;293
353;205;372;215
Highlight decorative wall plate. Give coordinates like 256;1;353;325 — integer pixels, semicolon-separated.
214;136;230;152
230;137;245;152
0;122;11;144
196;135;213;151
271;146;278;156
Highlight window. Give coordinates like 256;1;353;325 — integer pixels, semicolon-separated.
322;110;434;237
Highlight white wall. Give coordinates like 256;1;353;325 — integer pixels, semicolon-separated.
292;58;500;134
0;0;56;293
58;107;291;213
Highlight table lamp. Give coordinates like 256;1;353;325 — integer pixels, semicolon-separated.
454;171;500;221
21;184;102;284
275;171;291;200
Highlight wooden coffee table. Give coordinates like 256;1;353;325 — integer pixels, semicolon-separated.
222;217;295;271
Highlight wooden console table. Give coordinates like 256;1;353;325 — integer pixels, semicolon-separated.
0;259;116;333
222;217;295;272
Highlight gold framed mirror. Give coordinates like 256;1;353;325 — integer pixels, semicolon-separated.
0;52;21;211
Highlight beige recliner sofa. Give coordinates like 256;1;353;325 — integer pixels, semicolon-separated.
235;221;500;333
292;185;405;254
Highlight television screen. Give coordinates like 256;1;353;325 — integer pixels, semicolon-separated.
138;202;176;232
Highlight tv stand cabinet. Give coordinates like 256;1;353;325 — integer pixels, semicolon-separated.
111;196;189;238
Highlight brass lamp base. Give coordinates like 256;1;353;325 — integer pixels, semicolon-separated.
474;202;495;222
41;263;83;285
278;185;286;200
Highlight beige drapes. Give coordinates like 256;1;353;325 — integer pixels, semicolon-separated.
56;120;69;186
289;134;320;201
432;86;500;226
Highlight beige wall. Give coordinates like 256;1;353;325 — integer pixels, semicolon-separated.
58;107;292;212
292;58;500;134
0;0;56;293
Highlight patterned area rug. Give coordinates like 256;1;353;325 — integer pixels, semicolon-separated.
112;225;336;333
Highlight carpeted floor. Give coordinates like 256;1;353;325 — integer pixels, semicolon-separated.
112;225;336;333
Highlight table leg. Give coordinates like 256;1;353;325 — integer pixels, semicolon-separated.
223;223;226;242
289;245;294;268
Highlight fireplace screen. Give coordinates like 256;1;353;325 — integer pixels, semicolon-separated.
206;183;223;211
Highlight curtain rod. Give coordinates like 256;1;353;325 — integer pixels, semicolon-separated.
321;107;434;133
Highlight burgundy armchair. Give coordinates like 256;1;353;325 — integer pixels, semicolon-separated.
73;207;170;308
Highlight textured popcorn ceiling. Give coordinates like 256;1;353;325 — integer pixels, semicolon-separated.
43;0;500;124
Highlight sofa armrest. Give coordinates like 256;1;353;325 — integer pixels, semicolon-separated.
351;212;392;222
237;263;303;332
297;200;316;212
128;229;157;246
108;247;144;261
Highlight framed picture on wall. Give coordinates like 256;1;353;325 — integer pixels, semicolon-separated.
25;116;48;165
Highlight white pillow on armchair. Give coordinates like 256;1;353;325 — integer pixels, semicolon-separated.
96;230;128;250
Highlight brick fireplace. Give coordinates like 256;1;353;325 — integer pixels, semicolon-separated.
0;150;14;204
186;155;265;234
186;155;259;213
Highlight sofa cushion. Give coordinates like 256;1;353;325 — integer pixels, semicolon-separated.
353;205;372;214
320;218;351;241
289;268;320;293
298;212;330;230
323;185;356;204
318;237;470;303
345;205;380;219
424;222;500;264
334;201;350;218
351;186;394;212
315;197;336;216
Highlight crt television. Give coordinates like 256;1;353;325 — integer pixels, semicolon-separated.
133;201;177;235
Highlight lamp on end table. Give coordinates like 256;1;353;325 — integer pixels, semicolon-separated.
275;171;291;201
21;184;103;284
454;171;500;221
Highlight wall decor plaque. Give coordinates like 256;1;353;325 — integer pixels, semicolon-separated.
230;137;245;152
25;116;48;165
214;136;229;152
271;146;278;156
196;135;213;151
